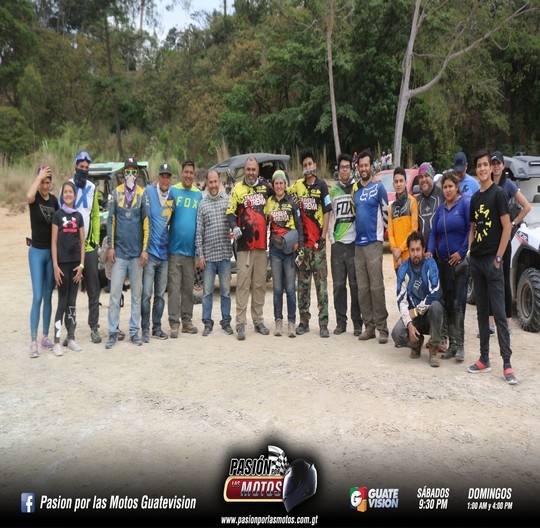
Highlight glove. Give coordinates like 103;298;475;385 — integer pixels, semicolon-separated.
233;226;242;240
297;248;305;259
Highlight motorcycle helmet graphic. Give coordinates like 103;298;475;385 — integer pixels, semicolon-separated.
282;458;317;512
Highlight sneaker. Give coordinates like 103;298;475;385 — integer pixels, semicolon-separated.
410;335;424;359
378;331;389;344
333;323;346;335
117;329;126;341
295;322;310;335
105;333;118;350
476;326;495;338
142;331;150;344
237;324;245;341
30;341;39;359
53;343;63;357
358;328;376;341
274;319;283;337
353;323;362;337
288;322;296;338
40;336;54;351
130;334;143;346
255;322;270;335
182;322;198;334
320;326;330;338
90;328;102;344
467;360;492;373
67;340;82;352
170;324;180;339
152;329;169;340
441;348;456;360
222;325;234;335
202;325;212;337
503;367;517;385
62;338;68;347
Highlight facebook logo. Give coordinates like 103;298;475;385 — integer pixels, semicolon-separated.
21;492;35;513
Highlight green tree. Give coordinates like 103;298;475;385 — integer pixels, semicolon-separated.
0;107;33;162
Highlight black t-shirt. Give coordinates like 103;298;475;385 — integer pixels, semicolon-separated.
470;183;509;258
29;192;59;249
52;209;84;264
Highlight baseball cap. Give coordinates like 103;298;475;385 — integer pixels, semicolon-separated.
418;162;435;178
159;163;173;175
123;156;138;169
453;152;467;172
490;150;504;164
75;150;92;164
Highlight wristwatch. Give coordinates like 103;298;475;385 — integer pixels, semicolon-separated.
511;220;516;227
495;255;502;264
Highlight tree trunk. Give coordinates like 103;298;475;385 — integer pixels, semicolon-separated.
326;0;341;160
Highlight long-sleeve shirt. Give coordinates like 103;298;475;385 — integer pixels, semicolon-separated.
107;184;150;259
145;185;174;261
196;192;233;262
351;179;388;246
388;193;418;269
264;192;304;248
329;179;356;244
396;257;441;327
67;178;101;251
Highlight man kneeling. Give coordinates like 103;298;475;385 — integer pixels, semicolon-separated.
391;231;444;367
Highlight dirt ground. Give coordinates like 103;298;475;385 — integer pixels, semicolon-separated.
1;206;539;527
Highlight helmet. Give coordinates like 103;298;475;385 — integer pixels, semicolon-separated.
282;459;317;512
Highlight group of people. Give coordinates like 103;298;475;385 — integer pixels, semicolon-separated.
27;147;527;384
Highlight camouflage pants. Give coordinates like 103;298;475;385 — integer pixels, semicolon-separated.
297;245;328;326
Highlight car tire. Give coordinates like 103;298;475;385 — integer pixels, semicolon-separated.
516;267;540;332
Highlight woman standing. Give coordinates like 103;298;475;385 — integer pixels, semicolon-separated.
265;170;303;338
428;172;470;361
27;166;59;358
51;181;85;356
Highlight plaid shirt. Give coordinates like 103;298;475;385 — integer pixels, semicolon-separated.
196;192;233;262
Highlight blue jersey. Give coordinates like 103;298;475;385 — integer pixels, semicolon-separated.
146;185;174;261
351;179;388;246
169;183;202;257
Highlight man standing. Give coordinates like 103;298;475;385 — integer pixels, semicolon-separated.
226;157;272;340
141;163;174;343
416;162;443;258
105;157;150;348
351;149;390;344
391;231;444;367
168;160;202;338
329;153;362;336
196;169;234;337
288;148;332;338
453;151;480;199
68;150;102;344
467;149;516;384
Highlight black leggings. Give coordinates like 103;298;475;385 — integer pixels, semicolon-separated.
54;262;79;341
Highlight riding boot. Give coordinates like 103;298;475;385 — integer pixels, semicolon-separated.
454;310;465;362
441;314;457;359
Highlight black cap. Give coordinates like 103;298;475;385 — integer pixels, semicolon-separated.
159;163;173;175
123;156;138;169
490;151;504;164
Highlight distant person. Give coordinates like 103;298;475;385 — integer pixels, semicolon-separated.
288;148;332;338
428;172;470;362
226;157;273;340
195;169;234;337
388;166;418;273
416;162;443;255
141;163;175;342
467;149;515;384
26;165;59;358
265;170;304;338
168;160;202;337
66;150;103;344
329;153;363;336
453;151;480;199
105;157;150;349
351;149;390;344
392;231;444;367
386;150;393;170
51;181;85;356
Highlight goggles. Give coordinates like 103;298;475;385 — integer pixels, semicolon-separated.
124;169;138;176
75;150;92;163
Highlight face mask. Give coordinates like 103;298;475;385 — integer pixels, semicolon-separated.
125;174;137;190
74;168;89;188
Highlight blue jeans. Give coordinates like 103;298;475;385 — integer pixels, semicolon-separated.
108;257;143;338
141;253;168;334
270;247;296;323
28;246;54;340
202;259;232;328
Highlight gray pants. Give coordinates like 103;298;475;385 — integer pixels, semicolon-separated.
167;254;195;326
392;300;444;347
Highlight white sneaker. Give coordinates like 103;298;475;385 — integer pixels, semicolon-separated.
67;340;82;352
53;343;63;357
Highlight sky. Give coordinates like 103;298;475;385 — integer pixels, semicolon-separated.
157;0;224;39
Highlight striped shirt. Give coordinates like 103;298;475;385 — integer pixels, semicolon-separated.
196;192;233;262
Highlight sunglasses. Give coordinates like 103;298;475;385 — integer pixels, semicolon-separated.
124;169;138;176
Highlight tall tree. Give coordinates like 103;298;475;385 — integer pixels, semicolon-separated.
393;0;537;167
